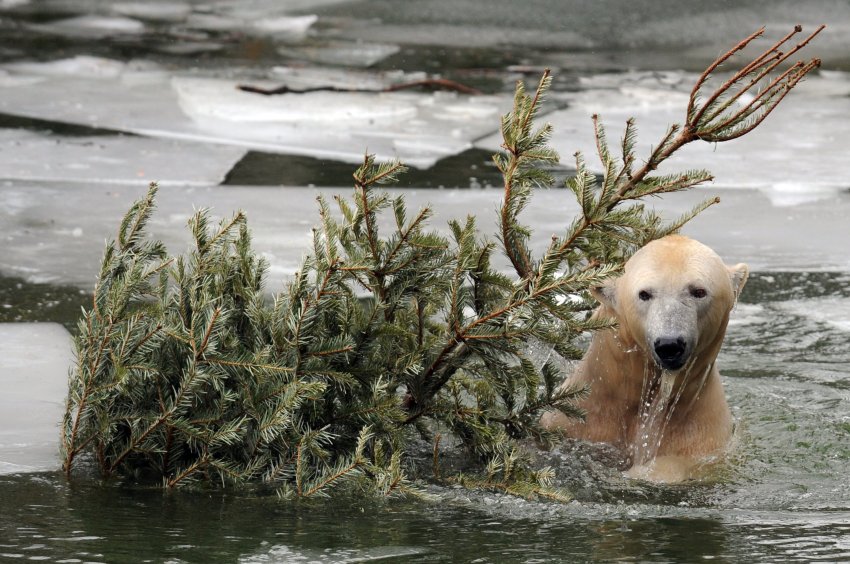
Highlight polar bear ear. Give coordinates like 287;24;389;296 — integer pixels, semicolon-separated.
590;278;618;311
728;263;749;299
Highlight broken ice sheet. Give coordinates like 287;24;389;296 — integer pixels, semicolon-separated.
0;57;509;168
205;0;355;14
277;40;401;67
0;129;246;185
0;323;71;475
475;70;850;206
155;41;225;56
252;15;318;37
327;21;594;50
184;12;317;39
111;1;192;22
0;69;43;88
24;4;312;41
170;71;508;167
4;55;147;80
28;15;146;38
172;76;417;124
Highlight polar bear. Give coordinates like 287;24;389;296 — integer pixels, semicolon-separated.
541;235;748;483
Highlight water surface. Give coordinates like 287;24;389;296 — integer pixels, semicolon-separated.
2;273;849;562
1;1;849;562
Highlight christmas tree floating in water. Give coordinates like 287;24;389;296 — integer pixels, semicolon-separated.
62;25;823;498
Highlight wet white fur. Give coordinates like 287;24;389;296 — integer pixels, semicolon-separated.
541;235;748;483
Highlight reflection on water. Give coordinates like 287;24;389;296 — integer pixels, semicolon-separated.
2;473;849;562
2;271;849;562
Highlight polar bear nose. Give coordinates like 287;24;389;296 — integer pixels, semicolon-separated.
653;337;687;370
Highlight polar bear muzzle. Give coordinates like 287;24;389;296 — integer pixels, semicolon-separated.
653;336;688;370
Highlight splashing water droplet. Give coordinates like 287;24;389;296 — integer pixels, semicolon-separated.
630;364;695;469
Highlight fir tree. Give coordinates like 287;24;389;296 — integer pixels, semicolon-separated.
62;26;822;498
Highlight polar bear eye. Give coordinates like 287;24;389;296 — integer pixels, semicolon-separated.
690;287;708;298
638;290;653;301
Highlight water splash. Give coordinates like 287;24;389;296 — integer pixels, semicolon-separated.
631;367;673;466
630;359;696;468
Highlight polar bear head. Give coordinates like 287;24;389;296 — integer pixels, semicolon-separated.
592;235;748;372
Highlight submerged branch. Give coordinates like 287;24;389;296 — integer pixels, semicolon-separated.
238;78;483;96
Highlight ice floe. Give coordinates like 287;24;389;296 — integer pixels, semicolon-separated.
183;12;317;39
29;15;146;38
268;66;424;91
278;40;401;68
251;15;318;36
13;57;845;188
111;2;192;22
172;76;417;124
155;40;225;56
329;21;594;50
0;68;43;88
0;129;246;186
5;55;136;79
0;323;71;474
0;56;508;168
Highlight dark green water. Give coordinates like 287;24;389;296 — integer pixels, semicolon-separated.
0;275;90;331
2;272;850;562
2;472;848;563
